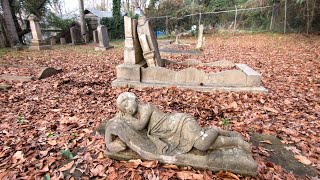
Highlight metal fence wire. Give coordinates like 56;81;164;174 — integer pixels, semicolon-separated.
148;1;320;36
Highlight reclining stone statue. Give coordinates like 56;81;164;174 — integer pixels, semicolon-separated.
103;92;257;176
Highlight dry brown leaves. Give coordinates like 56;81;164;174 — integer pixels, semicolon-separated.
0;34;319;179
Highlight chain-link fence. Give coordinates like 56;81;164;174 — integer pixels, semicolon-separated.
148;1;320;37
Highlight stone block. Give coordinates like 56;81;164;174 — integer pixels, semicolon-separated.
203;60;235;67
236;64;261;87
116;63;145;82
176;68;207;85
141;67;176;84
29;45;51;51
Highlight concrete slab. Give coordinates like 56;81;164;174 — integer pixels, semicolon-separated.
0;75;33;82
112;80;268;93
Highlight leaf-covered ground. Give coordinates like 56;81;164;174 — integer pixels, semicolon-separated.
0;34;319;179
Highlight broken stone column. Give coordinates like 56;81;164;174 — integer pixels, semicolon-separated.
137;16;164;67
28;14;51;50
114;16;144;83
70;26;83;45
196;24;204;50
95;25;113;51
93;30;99;43
60;38;66;45
123;16;143;65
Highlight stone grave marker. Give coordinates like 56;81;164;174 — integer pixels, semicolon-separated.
28;14;51;50
94;25;113;51
137;16;164;67
70;26;83;45
60;38;66;45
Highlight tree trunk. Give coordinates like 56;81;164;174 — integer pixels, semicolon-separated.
1;0;21;47
78;0;88;43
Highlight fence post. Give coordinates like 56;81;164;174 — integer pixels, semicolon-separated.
284;0;287;34
270;3;274;31
198;12;202;27
166;16;169;36
234;5;238;31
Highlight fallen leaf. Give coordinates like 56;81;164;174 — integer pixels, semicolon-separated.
125;159;142;168
263;106;279;113
260;140;272;145
97;151;104;159
141;160;158;168
12;151;24;163
294;155;312;165
90;165;106;177
162;164;179;170
48;140;57;146
58;160;74;172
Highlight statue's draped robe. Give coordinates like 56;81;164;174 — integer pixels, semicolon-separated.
105;113;201;155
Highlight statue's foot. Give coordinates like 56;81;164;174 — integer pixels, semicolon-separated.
107;140;127;152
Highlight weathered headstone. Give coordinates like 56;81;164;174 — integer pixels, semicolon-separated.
196;24;204;49
137;16;164;67
70;26;83;45
95;25;113;51
93;30;99;43
60;38;66;45
50;37;56;45
101;92;258;176
28;14;51;50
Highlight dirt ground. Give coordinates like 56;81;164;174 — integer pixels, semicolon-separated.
0;33;319;179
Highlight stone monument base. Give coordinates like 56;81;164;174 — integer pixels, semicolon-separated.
95;46;114;51
112;60;267;93
29;45;51;51
112;80;267;93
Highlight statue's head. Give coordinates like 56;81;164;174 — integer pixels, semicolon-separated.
117;92;138;115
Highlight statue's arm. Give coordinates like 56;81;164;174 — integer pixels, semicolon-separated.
130;104;153;131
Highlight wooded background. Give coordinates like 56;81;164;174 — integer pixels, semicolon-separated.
0;0;319;47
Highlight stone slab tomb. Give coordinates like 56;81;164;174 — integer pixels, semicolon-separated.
94;25;113;51
28;14;51;50
112;16;266;93
100;92;258;176
0;64;62;84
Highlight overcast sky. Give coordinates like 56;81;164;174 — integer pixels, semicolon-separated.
63;0;79;13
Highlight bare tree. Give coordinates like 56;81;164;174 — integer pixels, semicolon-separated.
1;0;21;47
78;0;88;43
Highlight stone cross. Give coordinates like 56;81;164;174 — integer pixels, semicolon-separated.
196;24;204;49
95;25;113;51
70;26;83;45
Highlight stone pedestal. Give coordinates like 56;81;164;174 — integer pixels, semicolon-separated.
123;16;143;65
28;14;51;50
95;25;113;51
70;26;83;45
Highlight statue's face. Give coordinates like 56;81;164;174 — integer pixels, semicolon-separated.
121;99;138;115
